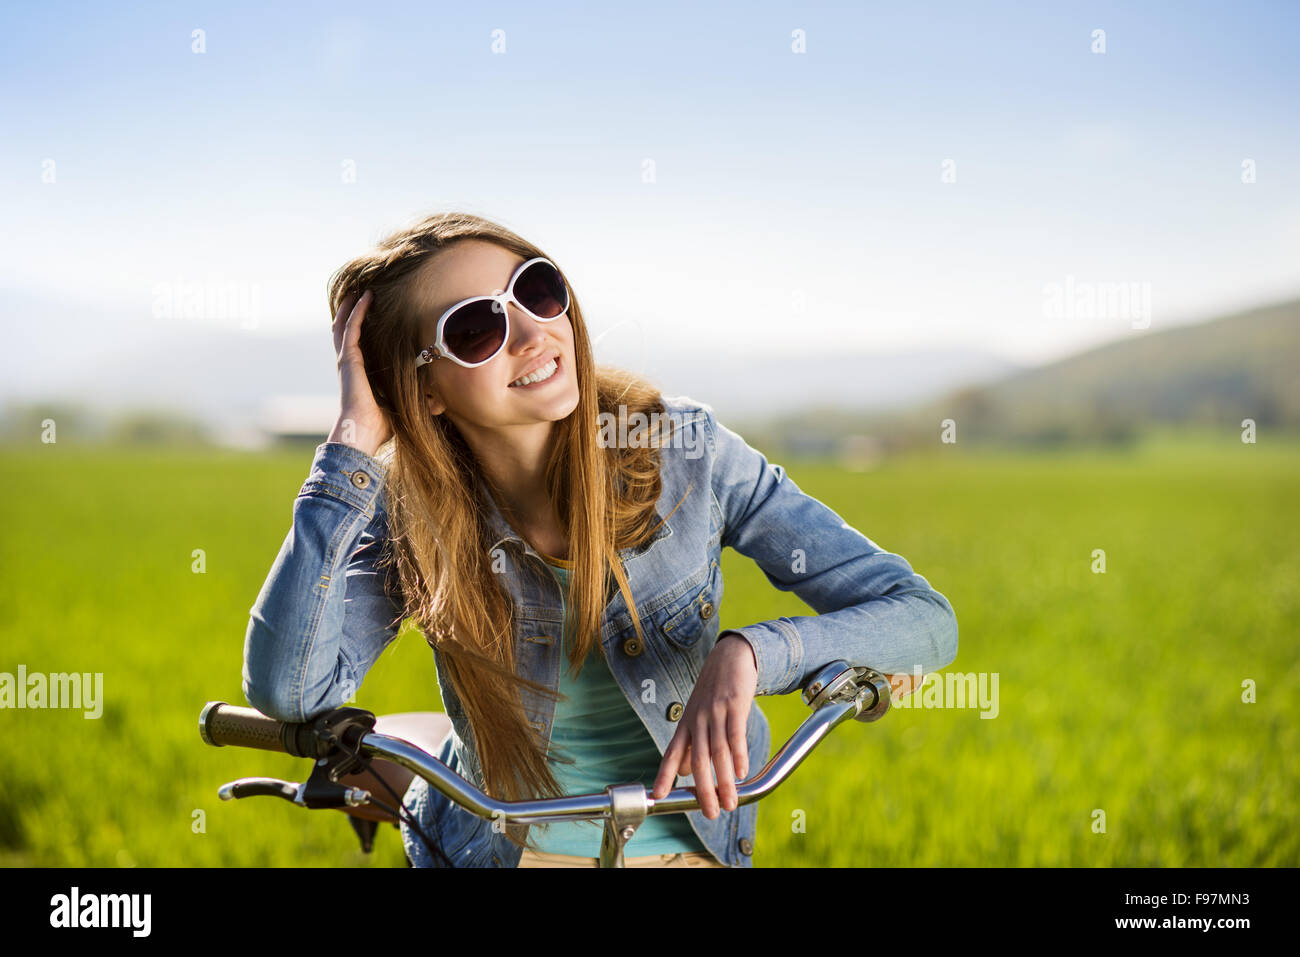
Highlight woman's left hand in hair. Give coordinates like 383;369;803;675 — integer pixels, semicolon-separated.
650;633;758;820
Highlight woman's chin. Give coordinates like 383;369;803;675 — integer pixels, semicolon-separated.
541;389;581;421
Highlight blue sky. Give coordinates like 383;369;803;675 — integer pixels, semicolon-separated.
2;0;1297;396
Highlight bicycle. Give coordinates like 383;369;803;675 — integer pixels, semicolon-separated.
198;659;892;867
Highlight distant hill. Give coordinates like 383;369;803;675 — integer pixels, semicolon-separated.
738;297;1300;453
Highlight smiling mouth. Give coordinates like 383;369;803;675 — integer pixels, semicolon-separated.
508;355;561;388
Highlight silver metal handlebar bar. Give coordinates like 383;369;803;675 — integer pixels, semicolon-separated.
208;660;892;866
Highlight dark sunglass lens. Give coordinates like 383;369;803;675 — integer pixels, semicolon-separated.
444;300;507;363
515;262;567;319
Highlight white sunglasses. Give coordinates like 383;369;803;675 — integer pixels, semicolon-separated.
414;257;569;368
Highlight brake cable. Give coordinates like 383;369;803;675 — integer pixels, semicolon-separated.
318;727;457;869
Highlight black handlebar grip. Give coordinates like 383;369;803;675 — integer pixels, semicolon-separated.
200;701;303;755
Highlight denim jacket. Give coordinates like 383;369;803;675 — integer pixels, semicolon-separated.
242;394;959;867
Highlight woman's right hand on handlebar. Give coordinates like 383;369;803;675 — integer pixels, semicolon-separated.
328;289;393;459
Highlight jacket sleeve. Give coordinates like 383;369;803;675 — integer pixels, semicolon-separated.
702;406;958;697
242;442;406;723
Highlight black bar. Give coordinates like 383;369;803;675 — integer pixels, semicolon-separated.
3;866;1282;940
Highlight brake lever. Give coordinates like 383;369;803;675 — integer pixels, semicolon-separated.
218;775;372;809
218;776;305;804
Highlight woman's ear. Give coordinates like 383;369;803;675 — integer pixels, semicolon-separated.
424;385;447;417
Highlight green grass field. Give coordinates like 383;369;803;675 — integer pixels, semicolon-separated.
1;429;1296;867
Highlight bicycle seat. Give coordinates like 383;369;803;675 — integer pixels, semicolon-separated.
374;711;453;756
333;712;452;825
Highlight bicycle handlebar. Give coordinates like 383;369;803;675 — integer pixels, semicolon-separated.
200;700;315;755
201;660;891;864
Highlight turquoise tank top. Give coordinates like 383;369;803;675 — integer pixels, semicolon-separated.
529;554;704;856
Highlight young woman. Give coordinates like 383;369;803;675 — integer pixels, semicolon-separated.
242;211;958;868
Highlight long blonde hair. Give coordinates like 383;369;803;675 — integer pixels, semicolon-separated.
326;211;684;851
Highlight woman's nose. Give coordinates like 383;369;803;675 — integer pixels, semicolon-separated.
507;303;549;349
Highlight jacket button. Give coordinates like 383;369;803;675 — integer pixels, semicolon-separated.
738;837;754;856
699;601;714;620
349;470;371;489
622;637;643;657
666;702;684;721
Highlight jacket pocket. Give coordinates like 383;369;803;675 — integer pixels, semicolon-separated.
658;559;720;652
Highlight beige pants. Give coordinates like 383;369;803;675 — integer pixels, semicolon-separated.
518;848;727;868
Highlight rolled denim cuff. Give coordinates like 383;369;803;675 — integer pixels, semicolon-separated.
719;620;803;697
298;442;389;516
